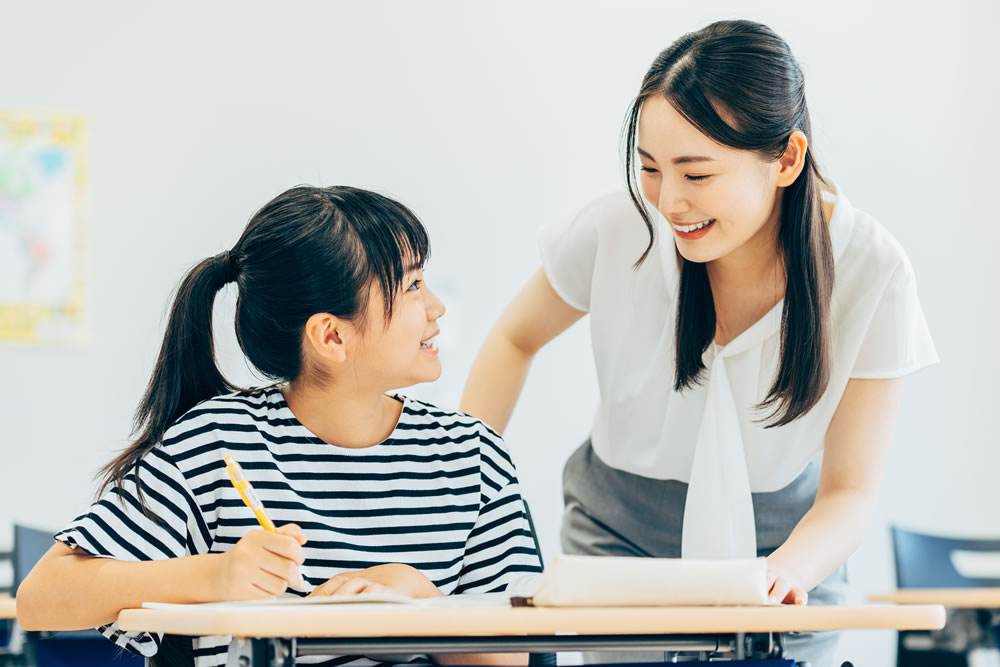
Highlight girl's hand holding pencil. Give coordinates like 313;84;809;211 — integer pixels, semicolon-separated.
220;452;308;598
211;524;307;600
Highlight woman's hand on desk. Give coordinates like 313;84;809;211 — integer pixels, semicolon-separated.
213;524;307;600
307;563;442;599
766;560;808;605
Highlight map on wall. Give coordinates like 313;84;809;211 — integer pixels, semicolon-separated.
0;112;88;344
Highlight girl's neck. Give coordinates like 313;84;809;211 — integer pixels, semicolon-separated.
280;380;403;449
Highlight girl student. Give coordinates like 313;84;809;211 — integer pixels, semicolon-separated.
460;20;937;666
17;186;542;667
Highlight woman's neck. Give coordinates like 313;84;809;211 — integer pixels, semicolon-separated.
706;204;785;345
280;380;402;449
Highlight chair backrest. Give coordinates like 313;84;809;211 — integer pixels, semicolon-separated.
891;525;1000;588
520;501;556;667
12;524;56;594
522;500;545;567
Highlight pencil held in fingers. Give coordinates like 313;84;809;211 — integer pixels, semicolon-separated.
223;452;307;586
214;529;307;600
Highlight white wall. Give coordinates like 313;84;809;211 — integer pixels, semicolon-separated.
2;1;998;664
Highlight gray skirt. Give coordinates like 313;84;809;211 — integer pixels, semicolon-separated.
561;440;847;666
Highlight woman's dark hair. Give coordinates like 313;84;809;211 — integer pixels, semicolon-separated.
622;19;834;427
97;185;430;500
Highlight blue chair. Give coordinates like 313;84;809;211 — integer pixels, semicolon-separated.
891;525;1000;667
13;524;143;667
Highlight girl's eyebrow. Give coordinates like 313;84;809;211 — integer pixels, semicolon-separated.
638;146;717;165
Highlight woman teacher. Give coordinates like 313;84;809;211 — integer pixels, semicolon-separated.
460;20;937;665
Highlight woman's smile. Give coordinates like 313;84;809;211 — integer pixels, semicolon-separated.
670;218;716;240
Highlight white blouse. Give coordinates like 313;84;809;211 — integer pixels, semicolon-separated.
539;188;938;559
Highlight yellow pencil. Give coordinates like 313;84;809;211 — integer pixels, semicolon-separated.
224;453;277;532
223;452;304;587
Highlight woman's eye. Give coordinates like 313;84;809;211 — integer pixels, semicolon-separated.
685;174;712;182
407;280;423;292
640;166;659;174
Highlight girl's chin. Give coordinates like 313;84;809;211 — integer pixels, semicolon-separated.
411;361;443;384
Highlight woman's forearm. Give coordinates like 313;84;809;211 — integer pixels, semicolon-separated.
460;327;535;435
17;544;222;631
767;489;872;592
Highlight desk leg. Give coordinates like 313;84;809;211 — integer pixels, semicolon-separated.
227;638;296;667
741;632;783;660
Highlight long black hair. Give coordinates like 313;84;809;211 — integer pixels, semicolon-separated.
98;185;430;500
622;19;834;427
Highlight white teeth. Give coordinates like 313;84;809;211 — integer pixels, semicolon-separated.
672;219;713;232
420;337;437;349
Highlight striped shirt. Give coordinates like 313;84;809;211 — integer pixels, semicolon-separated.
55;387;542;666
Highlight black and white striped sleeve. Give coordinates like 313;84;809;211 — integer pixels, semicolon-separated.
454;424;542;594
54;446;211;657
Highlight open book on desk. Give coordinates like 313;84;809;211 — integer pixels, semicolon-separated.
507;554;772;607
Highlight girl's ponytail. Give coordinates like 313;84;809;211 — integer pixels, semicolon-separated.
97;250;238;504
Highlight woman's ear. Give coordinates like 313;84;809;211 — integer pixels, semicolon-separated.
775;130;808;187
302;312;351;364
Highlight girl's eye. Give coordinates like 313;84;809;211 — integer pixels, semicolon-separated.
685;174;712;182
407;280;423;292
640;166;659;174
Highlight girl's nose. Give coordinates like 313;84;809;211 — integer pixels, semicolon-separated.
424;286;446;320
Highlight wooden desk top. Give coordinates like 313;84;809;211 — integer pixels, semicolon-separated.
118;604;946;639
870;588;1000;608
0;594;15;620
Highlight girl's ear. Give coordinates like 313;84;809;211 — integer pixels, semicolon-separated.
303;312;351;364
775;130;808;187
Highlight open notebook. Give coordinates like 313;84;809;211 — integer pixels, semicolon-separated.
507;555;771;607
141;592;512;610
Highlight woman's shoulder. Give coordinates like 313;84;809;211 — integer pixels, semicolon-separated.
830;189;912;281
571;189;648;236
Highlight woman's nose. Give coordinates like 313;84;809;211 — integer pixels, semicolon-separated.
657;187;690;220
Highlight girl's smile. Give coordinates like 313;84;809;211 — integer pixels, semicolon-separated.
419;330;440;354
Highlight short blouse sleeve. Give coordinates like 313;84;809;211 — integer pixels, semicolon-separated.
53;446;211;657
850;255;939;379
537;194;615;313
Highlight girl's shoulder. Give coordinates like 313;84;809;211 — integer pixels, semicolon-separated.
158;386;288;454
392;394;512;457
392;394;500;437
